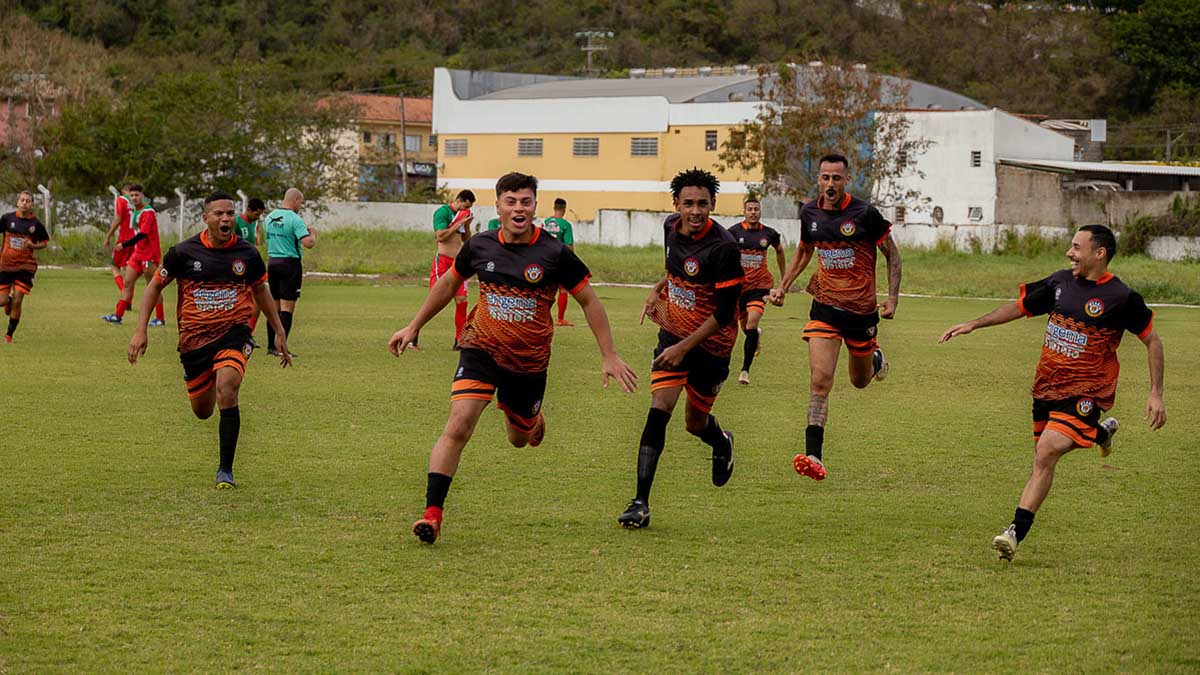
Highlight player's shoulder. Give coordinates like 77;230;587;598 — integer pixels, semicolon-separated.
709;219;737;244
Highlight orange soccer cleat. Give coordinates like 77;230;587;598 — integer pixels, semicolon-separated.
793;454;827;481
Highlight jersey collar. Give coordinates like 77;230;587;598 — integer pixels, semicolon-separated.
675;217;714;239
1095;271;1114;285
817;193;852;211
498;225;541;246
200;229;237;249
740;220;762;230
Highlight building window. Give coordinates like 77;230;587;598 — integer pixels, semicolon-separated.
894;206;906;224
970;150;982;167
631;137;658;157
428;134;438;148
444;139;468;156
517;138;543;157
362;131;372;144
729;130;746;149
405;135;421;152
705;130;718;151
573;137;600;157
379;133;395;148
968;206;983;221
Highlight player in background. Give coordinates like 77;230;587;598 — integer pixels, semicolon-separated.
390;172;637;544
102;186;166;326
264;188;316;356
541;198;577;326
769;153;902;482
617;168;743;530
727;197;786;384
939;224;1166;561
0;191;50;342
128;191;292;489
103;183;134;293
487;217;501;231
431;190;475;348
236;197;266;334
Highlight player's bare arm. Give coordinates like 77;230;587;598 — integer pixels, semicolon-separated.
104;211;121;247
938;301;1024;343
573;284;639;393
128;275;165;363
640;274;668;324
770;242;813;306
878;234;902;319
774;239;788;284
252;282;293;368
434;226;462;243
300;227;316;249
389;269;462;356
1141;329;1166;429
653;314;724;370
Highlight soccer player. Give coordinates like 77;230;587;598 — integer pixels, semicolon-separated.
103;182;134;293
728;197;786;384
0;191;50;342
617;168;743;529
487;217;501;231
264;188;316;356
939;224;1166;561
542;197;577;326
431;190;475;348
768;153;902;482
389;172;637;544
236;197;266;333
128;191;292;489
102;186;166;326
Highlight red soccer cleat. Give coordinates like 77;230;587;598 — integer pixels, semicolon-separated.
793;454;827;481
412;506;443;544
3;335;11;344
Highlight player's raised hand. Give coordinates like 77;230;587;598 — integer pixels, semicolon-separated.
938;322;974;343
879;296;898;319
388;326;420;356
601;353;639;393
128;332;148;364
1144;392;1166;430
768;288;785;306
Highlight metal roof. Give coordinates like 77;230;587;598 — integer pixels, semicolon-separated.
999;158;1200;177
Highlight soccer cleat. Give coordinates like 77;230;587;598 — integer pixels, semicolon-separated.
992;524;1019;561
412;508;443;544
148;318;166;327
215;469;237;489
793;453;827;481
556;319;575;327
101;314;122;324
618;498;651;529
737;370;750;385
872;348;889;382
755;326;764;357
529;414;546;447
266;348;279;357
712;430;734;487
1097;417;1119;458
3;335;11;344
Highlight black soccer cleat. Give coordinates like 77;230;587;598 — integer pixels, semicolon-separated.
618;498;650;529
712;430;734;487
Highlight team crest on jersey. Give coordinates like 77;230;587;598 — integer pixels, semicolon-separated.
840;221;857;236
1076;398;1095;416
232;259;246;276
1084;298;1105;317
524;263;545;283
27;225;35;233
684;257;700;276
759;238;768;248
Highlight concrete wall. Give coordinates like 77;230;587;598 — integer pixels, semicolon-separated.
996;164;1193;228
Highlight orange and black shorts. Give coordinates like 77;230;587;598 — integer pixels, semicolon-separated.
180;325;254;400
1032;397;1103;448
451;347;547;433
802;299;880;358
650;329;730;415
0;269;35;295
739;288;769;317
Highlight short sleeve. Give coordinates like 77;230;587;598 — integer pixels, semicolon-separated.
115;197;130;220
32;219;49;242
558;245;591;294
138;210;156;233
714;243;744;290
769;228;782;248
452;237;475;279
290;213;310;240
433;205;452;231
246;250;268;286
1122;291;1154;339
560;221;574;246
158;246;183;286
1018;274;1056;317
868;207;892;246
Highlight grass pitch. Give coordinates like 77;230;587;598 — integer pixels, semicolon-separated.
1;268;1197;672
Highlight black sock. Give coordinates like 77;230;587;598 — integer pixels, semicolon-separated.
1094;424;1111;446
636;408;671;501
741;328;759;372
693;414;729;453
218;407;240;472
426;472;453;509
6;317;17;337
266;320;276;350
805;424;825;460
1013;507;1036;542
280;311;294;339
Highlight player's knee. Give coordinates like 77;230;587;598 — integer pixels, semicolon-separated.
850;372;871;389
215;381;241;407
683;409;709;435
442;421;474;447
810;375;834;395
192;403;215;420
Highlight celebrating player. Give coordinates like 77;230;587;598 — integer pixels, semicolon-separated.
389;172;637;545
102;186;166;326
939;224;1166;561
541;197;577;326
431;190;475;348
264;188;316;356
0;191;50;342
728;197;786;384
128;191;292;489
617;168;743;530
769;153;902;482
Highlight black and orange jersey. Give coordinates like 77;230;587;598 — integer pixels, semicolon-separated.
450;227;591;373
799;193;891;315
728;221;782;290
645;214;744;358
0;211;49;272
1019;269;1154;409
156;230;267;353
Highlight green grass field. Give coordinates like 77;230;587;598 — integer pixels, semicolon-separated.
2;268;1197;672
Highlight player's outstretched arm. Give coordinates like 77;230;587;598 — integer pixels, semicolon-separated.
938;301;1024;343
128;276;165;364
1141;329;1166;429
253;282;292;368
388;270;462;356
573;284;638;393
878;234;902;319
640;275;668;325
774;240;788;285
770;242;812;306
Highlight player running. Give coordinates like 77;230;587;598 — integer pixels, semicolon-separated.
939;224;1166;561
102;186;166;326
389;172;637;544
768;153;902;482
431;190;475;348
541;198;577;326
617;168;743;530
728;197;786;384
0;191;50;343
128;191;292;489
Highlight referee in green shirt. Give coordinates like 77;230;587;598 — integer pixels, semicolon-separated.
265;188;316;355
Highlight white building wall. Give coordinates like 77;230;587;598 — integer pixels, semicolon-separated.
993;110;1074;161
891;110;999;227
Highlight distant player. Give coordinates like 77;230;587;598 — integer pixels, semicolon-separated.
727;197;786;384
617;168;742;530
0;191;50;342
103;183;134;293
236;197;266;333
389;172;637;544
264;188;316;356
939;224;1166;561
128;191;292;488
102;185;166;326
431;190;475;348
487;217;501;231
541;198;577;326
769;153;902;482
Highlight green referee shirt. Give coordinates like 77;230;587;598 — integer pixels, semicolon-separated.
265;208;310;259
542;217;574;245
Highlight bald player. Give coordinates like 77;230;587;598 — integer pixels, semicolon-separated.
264;188;316;356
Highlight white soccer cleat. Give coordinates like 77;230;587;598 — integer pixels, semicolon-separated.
992;524;1018;561
737;370;750;385
1097;417;1119;458
872;348;889;382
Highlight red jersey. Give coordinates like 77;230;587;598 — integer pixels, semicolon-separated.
131;207;161;262
115;195;134;241
799;194;891;315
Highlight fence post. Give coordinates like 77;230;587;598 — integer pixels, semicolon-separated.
174;188;186;240
36;184;52;234
236;189;248;217
108;185;119;199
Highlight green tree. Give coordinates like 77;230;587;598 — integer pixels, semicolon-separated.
1110;0;1200;111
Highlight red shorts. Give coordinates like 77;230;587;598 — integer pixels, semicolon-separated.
430;255;467;298
127;258;159;276
113;247;132;268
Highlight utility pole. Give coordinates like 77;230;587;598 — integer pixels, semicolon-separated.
1165;129;1185;162
399;93;409;196
575;30;614;78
